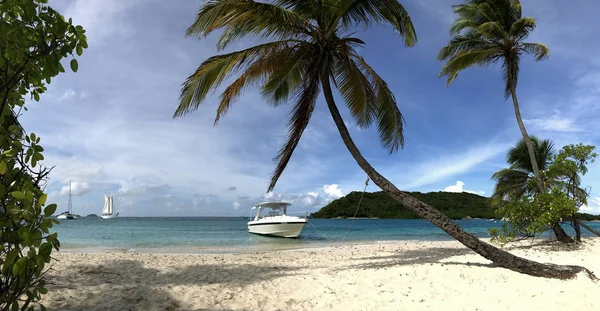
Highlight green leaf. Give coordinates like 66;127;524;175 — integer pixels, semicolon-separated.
38;193;48;206
76;44;83;56
13;257;27;275
70;59;78;72
44;204;57;216
33;92;40;101
11;301;18;311
0;161;6;175
38;287;48;295
40;305;47;311
39;243;52;258
11;191;26;200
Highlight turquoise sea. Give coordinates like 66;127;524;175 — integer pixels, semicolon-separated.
52;217;600;253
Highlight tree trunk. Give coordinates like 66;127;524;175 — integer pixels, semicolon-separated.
571;214;582;242
509;87;573;243
320;77;594;280
577;219;600;237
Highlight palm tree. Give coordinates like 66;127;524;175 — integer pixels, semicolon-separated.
438;0;546;195
174;0;591;279
437;0;573;242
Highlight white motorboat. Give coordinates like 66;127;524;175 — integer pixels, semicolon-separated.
100;194;119;219
57;180;76;220
247;202;307;238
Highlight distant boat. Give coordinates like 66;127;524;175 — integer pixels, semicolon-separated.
57;180;76;220
247;202;307;238
100;194;119;219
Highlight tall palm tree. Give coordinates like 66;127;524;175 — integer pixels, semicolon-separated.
437;0;573;242
437;0;547;194
175;0;591;279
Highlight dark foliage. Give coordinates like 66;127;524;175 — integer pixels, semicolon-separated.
311;191;498;219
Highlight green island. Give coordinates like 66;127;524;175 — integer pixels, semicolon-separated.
310;191;600;221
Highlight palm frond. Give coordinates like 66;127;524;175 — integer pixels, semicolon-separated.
215;45;305;124
439;48;502;85
507;136;554;172
510;17;536;39
276;0;319;18
186;0;310;50
449;18;479;35
477;21;508;41
330;0;417;46
437;32;496;61
175;41;293;118
353;54;404;152
490;168;530;205
261;44;313;107
268;68;321;191
520;43;549;61
333;54;375;128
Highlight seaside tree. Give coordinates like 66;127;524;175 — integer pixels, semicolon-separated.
437;0;573;243
0;0;87;310
173;0;595;279
490;139;597;244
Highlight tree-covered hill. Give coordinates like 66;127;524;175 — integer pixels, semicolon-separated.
310;191;600;220
310;191;498;219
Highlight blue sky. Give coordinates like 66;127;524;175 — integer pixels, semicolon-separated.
20;0;600;216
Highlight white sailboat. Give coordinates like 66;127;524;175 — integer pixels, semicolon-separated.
57;180;76;220
100;194;119;219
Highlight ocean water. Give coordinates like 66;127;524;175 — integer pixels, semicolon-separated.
51;217;600;253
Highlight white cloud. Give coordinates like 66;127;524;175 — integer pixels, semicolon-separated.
58;88;77;101
61;0;139;43
399;142;510;190
59;181;90;196
443;181;485;196
323;184;343;199
524;115;582;133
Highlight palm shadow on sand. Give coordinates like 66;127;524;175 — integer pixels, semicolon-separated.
45;259;303;311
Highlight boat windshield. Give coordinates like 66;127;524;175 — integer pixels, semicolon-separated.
264;207;286;217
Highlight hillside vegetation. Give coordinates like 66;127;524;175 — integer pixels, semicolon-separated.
310;191;496;219
310;191;600;220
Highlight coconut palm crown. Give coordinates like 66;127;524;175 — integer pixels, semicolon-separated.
491;137;554;205
174;0;416;191
437;0;549;97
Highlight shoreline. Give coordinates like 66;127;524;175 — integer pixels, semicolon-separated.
42;238;600;310
55;236;597;255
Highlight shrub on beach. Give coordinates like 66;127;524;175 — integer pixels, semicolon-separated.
0;0;87;310
490;142;597;245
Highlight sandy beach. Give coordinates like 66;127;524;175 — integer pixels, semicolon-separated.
41;239;600;311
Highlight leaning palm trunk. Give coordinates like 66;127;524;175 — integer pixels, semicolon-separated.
510;87;573;243
321;77;593;280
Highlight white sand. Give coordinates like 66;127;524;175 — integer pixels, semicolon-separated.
41;239;600;310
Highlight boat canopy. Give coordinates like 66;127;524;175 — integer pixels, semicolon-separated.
251;202;292;220
254;202;291;209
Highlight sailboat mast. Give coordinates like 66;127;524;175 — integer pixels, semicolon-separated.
68;180;72;213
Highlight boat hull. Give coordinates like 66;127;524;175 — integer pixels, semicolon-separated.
100;214;117;219
247;220;306;238
57;214;75;220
